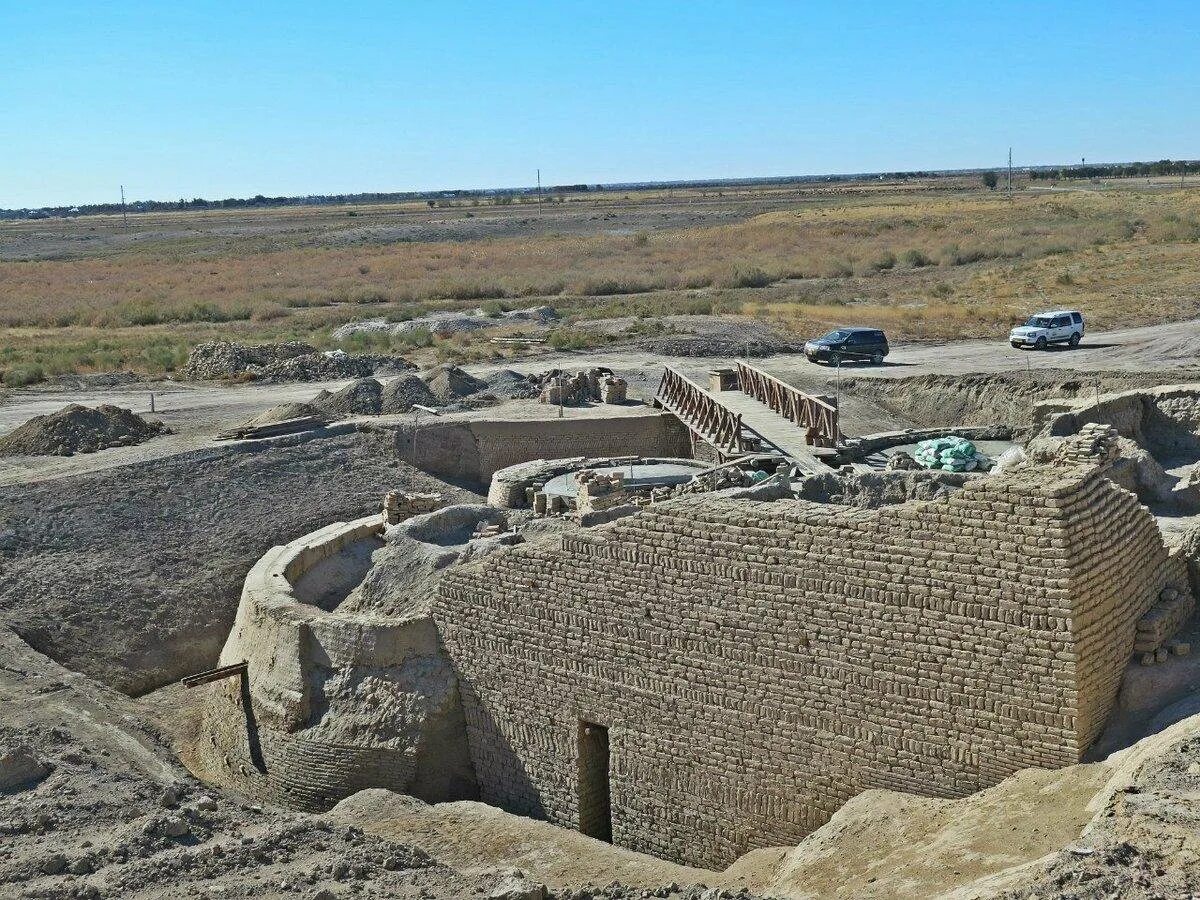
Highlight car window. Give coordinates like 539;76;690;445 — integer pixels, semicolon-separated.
1071;313;1082;324
822;330;849;342
1055;315;1071;327
1026;316;1052;328
846;333;864;344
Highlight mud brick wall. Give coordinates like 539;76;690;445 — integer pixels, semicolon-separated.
381;412;691;484
435;466;1173;868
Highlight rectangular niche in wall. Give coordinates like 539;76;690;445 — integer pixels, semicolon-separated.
577;720;612;842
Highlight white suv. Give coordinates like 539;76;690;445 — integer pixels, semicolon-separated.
1009;310;1085;350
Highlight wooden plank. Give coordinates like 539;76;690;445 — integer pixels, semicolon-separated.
181;661;248;688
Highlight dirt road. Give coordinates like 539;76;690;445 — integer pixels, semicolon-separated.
3;315;1200;486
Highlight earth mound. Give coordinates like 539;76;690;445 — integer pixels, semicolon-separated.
421;364;487;403
0;404;170;457
482;369;539;400
243;402;327;427
311;378;384;417
381;374;440;414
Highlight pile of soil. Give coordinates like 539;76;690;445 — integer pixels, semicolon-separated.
0;405;170;457
242;402;327;427
180;341;410;383
482;369;540;400
381;374;440;413
311;378;384;417
421;365;488;403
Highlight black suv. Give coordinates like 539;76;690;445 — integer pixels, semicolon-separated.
803;327;889;365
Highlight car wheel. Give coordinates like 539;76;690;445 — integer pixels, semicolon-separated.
1034;336;1047;350
1010;342;1023;349
1069;332;1081;347
871;352;884;365
828;353;840;366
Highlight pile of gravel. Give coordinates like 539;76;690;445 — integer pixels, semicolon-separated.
633;334;805;357
421;365;487;403
180;341;410;382
311;378;384;417
179;340;315;379
332;305;559;341
262;350;409;383
381;374;440;414
481;369;539;400
0;404;170;457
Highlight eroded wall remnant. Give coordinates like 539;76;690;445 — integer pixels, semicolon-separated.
375;410;692;484
435;460;1184;867
194;498;478;811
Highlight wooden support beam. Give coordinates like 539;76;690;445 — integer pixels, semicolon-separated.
181;661;248;689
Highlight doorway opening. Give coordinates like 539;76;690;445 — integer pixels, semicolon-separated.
577;720;612;842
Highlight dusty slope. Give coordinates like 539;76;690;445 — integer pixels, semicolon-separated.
0;429;476;695
724;765;1111;899
330;791;721;892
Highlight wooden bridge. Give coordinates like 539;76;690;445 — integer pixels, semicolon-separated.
653;361;840;472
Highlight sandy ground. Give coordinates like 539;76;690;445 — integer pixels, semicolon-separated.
4;314;1200;486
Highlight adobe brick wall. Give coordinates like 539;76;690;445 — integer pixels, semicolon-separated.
435;464;1177;868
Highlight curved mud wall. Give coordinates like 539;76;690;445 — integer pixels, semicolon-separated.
435;464;1180;868
195;513;476;810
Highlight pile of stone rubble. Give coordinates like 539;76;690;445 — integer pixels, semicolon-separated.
180;340;410;382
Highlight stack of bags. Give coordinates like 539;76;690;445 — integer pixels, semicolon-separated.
913;437;988;472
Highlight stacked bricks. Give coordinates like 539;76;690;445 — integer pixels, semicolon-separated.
1134;585;1195;665
383;491;443;525
601;376;628;405
574;470;628;516
1056;422;1120;467
539;369;605;406
434;465;1173;868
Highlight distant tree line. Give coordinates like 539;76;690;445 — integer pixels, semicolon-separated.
6;160;1197;220
1028;159;1200;180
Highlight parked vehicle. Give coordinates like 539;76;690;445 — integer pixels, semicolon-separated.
804;327;890;365
1009;310;1085;350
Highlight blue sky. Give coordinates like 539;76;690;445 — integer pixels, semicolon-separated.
2;0;1197;207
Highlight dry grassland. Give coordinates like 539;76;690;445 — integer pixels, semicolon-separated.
2;182;1198;379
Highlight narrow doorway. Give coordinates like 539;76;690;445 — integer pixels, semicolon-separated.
577;721;612;842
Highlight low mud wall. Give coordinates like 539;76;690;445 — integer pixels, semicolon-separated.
376;411;691;485
1035;383;1200;459
197;511;476;810
436;463;1180;868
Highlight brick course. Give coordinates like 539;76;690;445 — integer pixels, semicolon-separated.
435;465;1176;867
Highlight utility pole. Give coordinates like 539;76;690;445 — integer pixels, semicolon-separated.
537;168;542;205
120;185;128;227
1007;147;1013;199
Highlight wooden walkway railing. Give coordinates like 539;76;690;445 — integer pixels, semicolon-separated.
735;360;841;447
654;366;753;457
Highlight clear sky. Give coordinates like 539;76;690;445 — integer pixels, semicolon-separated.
2;0;1198;208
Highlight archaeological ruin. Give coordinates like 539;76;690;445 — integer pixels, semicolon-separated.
188;366;1200;872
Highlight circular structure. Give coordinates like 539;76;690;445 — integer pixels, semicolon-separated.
487;455;712;509
541;460;708;499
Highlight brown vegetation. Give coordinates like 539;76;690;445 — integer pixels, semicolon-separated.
2;182;1199;376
